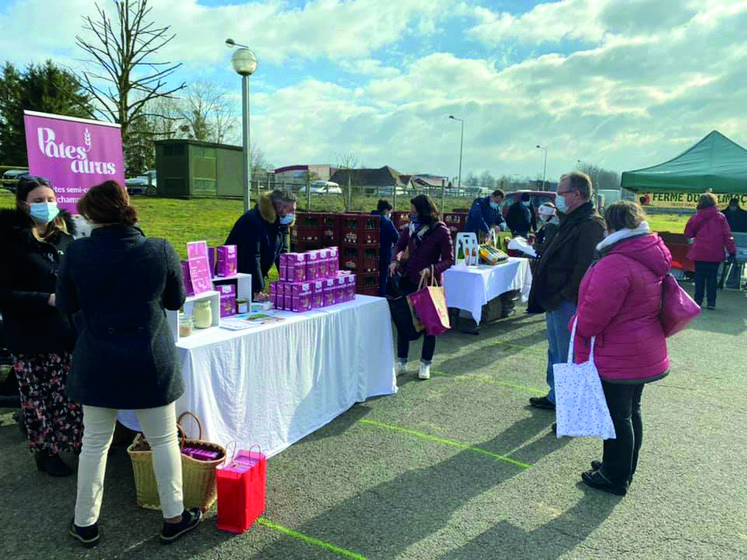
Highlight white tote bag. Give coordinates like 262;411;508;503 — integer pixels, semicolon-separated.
553;318;616;440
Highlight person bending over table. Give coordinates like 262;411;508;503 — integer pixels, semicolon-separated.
57;181;201;548
226;189;297;300
389;195;454;380
464;188;507;242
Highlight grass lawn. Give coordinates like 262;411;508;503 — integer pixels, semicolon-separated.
0;189;691;259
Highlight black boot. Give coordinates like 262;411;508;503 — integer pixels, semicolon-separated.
35;451;74;477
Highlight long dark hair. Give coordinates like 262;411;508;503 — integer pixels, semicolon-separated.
411;194;440;225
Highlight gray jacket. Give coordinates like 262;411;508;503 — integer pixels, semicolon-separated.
56;225;186;409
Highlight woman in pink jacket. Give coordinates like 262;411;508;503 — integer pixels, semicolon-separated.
574;201;672;496
684;193;736;310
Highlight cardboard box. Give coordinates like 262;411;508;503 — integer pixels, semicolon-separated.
216;245;237;277
217;284;237;318
289;282;312;312
323;278;336;307
311;280;325;309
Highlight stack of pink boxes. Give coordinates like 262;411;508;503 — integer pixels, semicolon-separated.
271;247;356;312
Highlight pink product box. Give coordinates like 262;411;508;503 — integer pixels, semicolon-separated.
279;264;288;282
304;250;321;280
283;253;306;282
323;278;336;307
311;280;325;309
207;247;217;278
216;245;237;277
327;257;339;277
218;284;237;318
334;285;345;304
181;261;195;296
289;282;312;312
182;446;222;461
345;284;355;301
317;249;330;278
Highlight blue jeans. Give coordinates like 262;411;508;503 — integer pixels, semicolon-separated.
545;299;577;403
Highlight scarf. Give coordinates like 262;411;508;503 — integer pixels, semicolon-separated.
596;221;651;253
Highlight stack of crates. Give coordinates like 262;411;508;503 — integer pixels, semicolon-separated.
442;212;468;245
291;213;325;252
340;213;380;295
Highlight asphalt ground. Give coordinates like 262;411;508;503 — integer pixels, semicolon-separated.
1;289;746;560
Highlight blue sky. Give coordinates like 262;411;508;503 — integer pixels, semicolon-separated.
1;0;746;182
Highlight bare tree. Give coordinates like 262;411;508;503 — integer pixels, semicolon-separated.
180;82;237;143
76;0;185;150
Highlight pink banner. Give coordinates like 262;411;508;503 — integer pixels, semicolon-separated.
23;111;126;213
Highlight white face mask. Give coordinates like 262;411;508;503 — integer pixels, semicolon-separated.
555;195;569;213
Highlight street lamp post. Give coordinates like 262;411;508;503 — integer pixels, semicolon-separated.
449;115;464;194
536;144;547;190
226;38;258;213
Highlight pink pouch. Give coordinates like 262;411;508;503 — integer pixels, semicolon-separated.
660;274;701;337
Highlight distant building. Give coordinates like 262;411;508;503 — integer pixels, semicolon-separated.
274;164;334;184
329;165;410;195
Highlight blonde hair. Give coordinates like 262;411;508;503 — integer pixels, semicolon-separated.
697;193;717;210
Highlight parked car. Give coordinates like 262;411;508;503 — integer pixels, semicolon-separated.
501;190;557;218
1;169;31;193
125;170;157;195
300;181;342;195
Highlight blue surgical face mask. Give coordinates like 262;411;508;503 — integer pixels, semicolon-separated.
521;200;531;207
489;200;500;210
410;212;420;223
555;195;569;214
29;202;60;224
279;213;294;225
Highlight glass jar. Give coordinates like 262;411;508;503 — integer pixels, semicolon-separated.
193;300;213;329
179;315;194;337
236;298;249;314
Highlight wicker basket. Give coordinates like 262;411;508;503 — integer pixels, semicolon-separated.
127;412;226;512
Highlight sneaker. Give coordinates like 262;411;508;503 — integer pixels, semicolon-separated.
69;520;100;548
418;362;431;380
160;508;202;545
581;469;627;496
395;360;408;376
529;396;555;410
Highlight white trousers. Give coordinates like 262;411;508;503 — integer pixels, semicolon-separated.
75;403;184;526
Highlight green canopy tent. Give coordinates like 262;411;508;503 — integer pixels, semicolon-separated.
621;130;747;193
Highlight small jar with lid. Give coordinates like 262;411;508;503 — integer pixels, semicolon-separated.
193;300;213;329
179;315;194;337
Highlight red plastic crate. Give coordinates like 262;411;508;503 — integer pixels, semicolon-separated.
322;214;341;246
339;246;380;273
442;212;468;238
355;271;379;294
341;214;380;246
292;240;324;253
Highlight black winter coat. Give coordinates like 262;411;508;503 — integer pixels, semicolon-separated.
528;202;606;313
56;225;186;409
0;208;77;354
225;192;290;294
505;201;537;236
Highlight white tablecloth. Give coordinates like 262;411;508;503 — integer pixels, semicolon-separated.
119;296;396;458
443;258;533;323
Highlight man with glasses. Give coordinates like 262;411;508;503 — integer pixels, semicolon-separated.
527;172;606;412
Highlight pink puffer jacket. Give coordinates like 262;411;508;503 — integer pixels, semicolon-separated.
685;206;736;262
574;234;672;383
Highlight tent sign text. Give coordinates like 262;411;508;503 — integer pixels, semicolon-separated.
637;192;747;209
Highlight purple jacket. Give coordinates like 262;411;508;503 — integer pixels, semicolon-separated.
685;206;736;262
574;234;671;383
393;221;454;285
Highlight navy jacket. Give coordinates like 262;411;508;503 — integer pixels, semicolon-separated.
225;192;290;294
464;197;505;235
56;225;186;409
371;211;400;265
0;208;77;354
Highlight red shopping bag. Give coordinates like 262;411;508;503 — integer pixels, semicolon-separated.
216;448;266;533
407;266;451;336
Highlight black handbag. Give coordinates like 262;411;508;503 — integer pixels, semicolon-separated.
387;295;421;341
